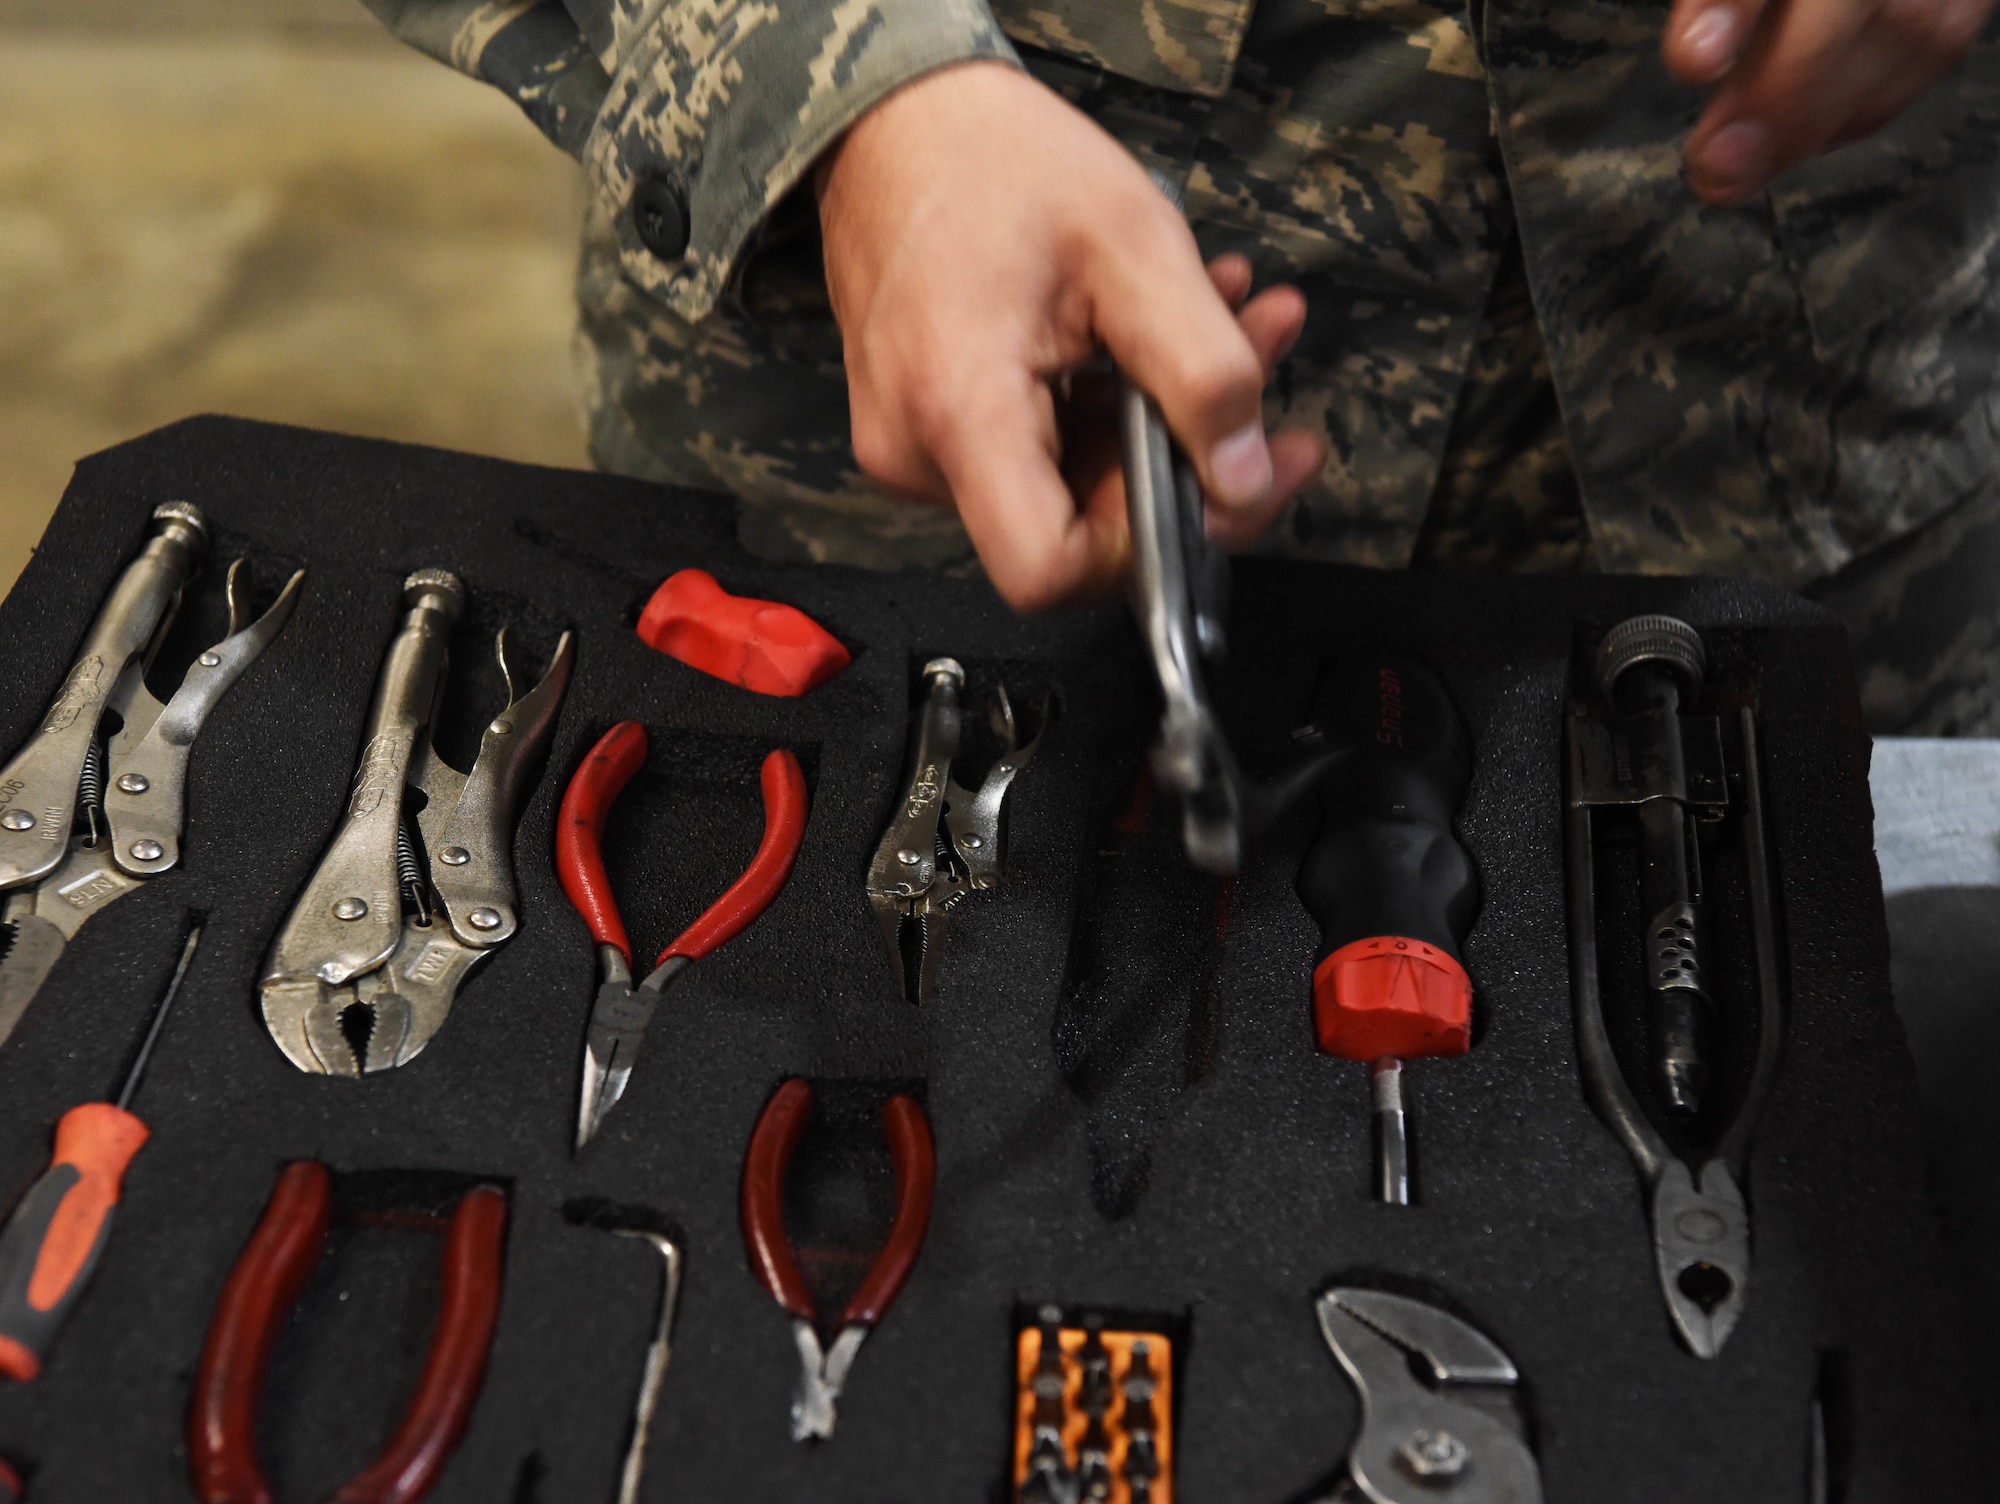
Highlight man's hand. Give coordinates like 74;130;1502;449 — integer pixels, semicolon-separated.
1666;0;1994;203
817;61;1324;612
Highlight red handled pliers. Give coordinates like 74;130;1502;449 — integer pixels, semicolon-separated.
739;1079;935;1441
186;1161;506;1504
558;722;808;1151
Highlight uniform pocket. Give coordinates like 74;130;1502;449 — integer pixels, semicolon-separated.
986;0;1254;96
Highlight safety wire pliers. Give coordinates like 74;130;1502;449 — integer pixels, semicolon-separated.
865;657;1046;1005
739;1079;935;1441
0;502;302;1048
261;569;573;1075
558;722;808;1150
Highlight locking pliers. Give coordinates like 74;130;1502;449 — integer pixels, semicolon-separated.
0;502;302;1049
260;570;572;1074
865;658;1046;1004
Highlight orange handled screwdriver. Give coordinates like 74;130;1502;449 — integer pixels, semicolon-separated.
0;923;201;1381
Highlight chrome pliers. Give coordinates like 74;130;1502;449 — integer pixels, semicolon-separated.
260;569;572;1075
0;502;302;1049
1315;1288;1542;1504
865;657;1047;1005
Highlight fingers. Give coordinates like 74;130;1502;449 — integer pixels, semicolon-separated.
1663;0;1767;82
1085;197;1276;518
1681;0;1993;204
930;370;1126;612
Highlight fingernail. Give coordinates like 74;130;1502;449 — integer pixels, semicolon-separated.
1695;119;1771;198
1209;421;1272;506
1681;7;1741;76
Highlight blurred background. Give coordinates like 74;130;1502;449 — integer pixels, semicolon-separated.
0;0;588;590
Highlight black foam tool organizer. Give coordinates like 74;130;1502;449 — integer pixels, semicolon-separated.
0;416;1976;1501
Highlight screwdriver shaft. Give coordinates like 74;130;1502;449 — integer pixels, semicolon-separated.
1371;1057;1410;1205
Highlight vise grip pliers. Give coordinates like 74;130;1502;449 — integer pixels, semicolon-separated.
865;657;1047;1005
261;569;573;1074
0;502;302;1050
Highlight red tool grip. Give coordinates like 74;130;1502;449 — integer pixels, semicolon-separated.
0;1102;151;1383
1311;935;1472;1062
0;1455;18;1503
332;1185;508;1504
636;569;850;697
660;749;808;967
188;1160;334;1504
739;1078;816;1320
556;721;649;966
841;1094;935;1329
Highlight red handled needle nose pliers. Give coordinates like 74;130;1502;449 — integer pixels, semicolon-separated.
739;1079;935;1441
558;723;809;1151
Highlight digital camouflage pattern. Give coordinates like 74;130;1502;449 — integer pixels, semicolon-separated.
362;0;2000;730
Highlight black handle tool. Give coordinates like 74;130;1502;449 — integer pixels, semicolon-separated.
1296;659;1479;1203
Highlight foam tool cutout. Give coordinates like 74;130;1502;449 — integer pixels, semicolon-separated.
636;570;850;697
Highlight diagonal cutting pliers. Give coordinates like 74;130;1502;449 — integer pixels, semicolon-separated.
557;722;808;1151
739;1078;935;1441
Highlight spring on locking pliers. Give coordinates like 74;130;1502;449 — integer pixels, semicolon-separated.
396;819;432;926
75;738;107;848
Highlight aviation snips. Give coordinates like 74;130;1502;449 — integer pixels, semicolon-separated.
0;502;302;1049
260;569;572;1075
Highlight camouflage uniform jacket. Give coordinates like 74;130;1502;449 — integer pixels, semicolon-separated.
362;0;2000;588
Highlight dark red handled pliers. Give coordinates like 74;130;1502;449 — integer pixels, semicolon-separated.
186;1161;507;1504
739;1079;935;1441
558;722;808;1151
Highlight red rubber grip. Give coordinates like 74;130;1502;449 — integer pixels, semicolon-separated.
636;569;850;697
659;749;808;967
189;1161;334;1504
556;722;649;966
0;1454;20;1503
1311;935;1472;1062
841;1094;935;1329
332;1186;508;1504
739;1079;815;1320
28;1104;148;1313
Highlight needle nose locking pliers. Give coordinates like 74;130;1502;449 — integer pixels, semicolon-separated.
260;570;573;1075
865;658;1046;1005
739;1079;935;1441
557;721;809;1150
0;502;302;1049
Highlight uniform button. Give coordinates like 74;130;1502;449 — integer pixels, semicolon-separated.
632;176;690;262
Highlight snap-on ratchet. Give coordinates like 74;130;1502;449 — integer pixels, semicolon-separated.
1315;1288;1541;1504
866;658;1047;1005
0;503;302;1049
1565;615;1784;1358
260;570;573;1075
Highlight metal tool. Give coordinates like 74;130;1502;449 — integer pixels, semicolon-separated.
0;924;200;1382
739;1078;935;1440
187;1161;507;1504
866;658;1047;1004
0;504;301;1047
558;722;808;1150
1315;1288;1541;1504
598;1224;682;1504
1295;659;1479;1204
1565;614;1784;1357
1118;179;1331;877
1013;1306;1174;1504
260;570;573;1075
